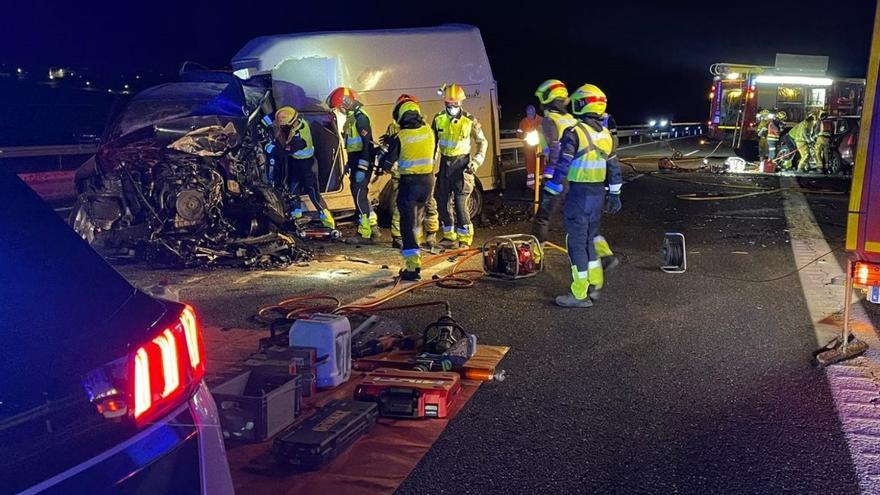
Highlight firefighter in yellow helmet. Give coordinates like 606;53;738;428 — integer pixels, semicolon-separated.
381;95;441;249
327;87;379;244
432;83;488;248
543;84;622;308
271;106;335;229
378;98;436;281
532;79;577;243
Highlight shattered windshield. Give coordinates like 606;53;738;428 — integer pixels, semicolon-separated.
110;82;240;138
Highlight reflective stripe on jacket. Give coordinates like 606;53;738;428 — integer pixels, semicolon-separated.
567;123;614;183
291;122;315;159
344;108;371;152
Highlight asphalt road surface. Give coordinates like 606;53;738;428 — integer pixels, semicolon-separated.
115;137;867;494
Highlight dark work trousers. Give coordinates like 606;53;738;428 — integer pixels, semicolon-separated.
533;181;569;243
435;155;473;232
397;174;433;253
287;156;329;212
563;183;604;271
347;152;373;219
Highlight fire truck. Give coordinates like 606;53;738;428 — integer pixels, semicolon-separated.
707;54;865;159
817;7;880;365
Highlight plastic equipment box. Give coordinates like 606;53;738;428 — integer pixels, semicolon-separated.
212;368;303;442
273;400;377;470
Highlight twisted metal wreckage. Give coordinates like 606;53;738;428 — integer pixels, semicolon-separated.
69;71;313;267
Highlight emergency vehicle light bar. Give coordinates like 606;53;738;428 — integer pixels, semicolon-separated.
754;75;833;86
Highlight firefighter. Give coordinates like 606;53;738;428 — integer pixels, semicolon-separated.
815;109;833;173
532;79;577;243
379;98;436;281
533;80;618;268
516;105;543;190
382;95;440;249
767;110;785;162
432;83;488;248
756;109;771;160
272;106;335;229
327;87;379;244
788;114;817;172
542;84;622;308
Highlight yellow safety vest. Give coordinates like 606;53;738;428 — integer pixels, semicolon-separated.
397;125;435;175
344;108;370;152
567;123;613;184
434;112;475;157
540;111;578;155
291;122;315;159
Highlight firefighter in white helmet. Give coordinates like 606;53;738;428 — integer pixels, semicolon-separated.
432;83;488;248
542;84;622;308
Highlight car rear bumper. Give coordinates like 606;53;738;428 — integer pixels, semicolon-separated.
18;382;234;495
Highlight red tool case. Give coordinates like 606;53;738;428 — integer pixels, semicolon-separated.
353;368;461;419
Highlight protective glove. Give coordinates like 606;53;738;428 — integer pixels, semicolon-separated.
465;160;478;175
355;170;366;183
543;181;563;196
604;193;622;214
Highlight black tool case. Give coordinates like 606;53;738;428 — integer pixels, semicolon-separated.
272;400;377;470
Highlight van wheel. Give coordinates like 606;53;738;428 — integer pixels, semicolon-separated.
468;181;483;221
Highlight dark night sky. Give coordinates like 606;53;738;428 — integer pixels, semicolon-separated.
2;0;877;127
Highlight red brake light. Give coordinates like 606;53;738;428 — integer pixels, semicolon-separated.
181;305;205;380
854;261;880;287
130;306;205;424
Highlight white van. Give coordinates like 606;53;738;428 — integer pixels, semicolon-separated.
230;24;502;218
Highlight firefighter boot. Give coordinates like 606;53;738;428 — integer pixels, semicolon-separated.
587;260;605;301
556;266;592;308
320;209;336;230
594;236;619;271
456;224;474;248
399;251;422;281
346;214;375;245
370;211;381;241
424;231;438;248
440;227;459;249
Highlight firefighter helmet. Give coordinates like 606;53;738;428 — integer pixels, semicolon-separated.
440;83;466;104
396;101;422;122
326;87;358;110
570;83;607;116
535;79;569;105
274;106;302;129
393;94;420;121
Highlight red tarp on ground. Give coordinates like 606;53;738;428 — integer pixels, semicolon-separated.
203;326;508;495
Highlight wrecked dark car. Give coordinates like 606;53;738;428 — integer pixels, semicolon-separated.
70;72;309;266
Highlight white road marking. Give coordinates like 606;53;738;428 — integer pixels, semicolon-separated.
781;175;880;493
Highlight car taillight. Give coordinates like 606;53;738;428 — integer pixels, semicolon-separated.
131;306;205;425
854;261;880;287
181;305;205;380
83;305;206;427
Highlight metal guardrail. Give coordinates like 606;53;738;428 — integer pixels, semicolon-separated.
500;122;705;165
0;144;99;159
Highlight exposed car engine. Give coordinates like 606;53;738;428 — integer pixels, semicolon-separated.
70;73;311;267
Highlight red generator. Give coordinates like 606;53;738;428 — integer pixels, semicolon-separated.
354;368;461;419
482;234;544;280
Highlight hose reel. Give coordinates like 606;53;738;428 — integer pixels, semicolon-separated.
661;233;686;273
